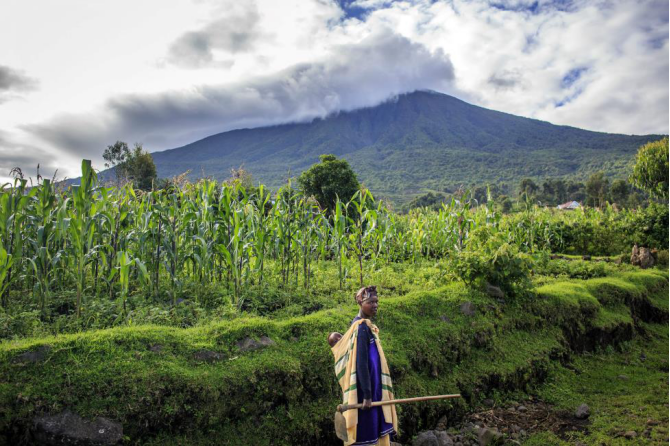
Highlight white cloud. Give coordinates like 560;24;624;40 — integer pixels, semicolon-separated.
26;29;455;167
0;0;666;178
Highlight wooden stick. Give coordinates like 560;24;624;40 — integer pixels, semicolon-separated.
337;394;461;413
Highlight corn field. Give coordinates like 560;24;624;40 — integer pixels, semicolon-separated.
0;161;665;317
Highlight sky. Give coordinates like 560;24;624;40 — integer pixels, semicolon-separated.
0;0;668;182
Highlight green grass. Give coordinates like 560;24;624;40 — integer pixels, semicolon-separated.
528;322;669;445
0;269;667;445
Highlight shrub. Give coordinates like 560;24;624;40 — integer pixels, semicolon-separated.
448;235;532;297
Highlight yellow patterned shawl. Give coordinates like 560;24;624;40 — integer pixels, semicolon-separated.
331;318;398;445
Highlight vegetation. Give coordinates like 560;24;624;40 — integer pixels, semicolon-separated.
0;267;666;445
297;154;360;213
103;141;157;190
1;142;668;445
629;136;669;200
0;160;667;333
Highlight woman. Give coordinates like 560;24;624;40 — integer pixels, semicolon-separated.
350;285;396;446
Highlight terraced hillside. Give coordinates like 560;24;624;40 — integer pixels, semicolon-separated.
1;268;666;445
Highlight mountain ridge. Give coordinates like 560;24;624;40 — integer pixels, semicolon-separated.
147;90;663;203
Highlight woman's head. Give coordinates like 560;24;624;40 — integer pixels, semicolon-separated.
355;286;378;318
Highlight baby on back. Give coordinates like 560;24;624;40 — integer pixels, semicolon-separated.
328;332;343;347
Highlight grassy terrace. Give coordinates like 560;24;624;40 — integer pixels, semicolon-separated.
0;268;667;445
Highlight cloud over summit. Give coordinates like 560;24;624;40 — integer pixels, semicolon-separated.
28;29;455;158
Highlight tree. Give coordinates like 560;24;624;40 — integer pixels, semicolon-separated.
103;141;131;178
103;141;157;190
585;172;609;208
298;154;360;213
629;137;669;200
405;192;446;211
518;178;538;200
610;179;629;206
566;180;586;203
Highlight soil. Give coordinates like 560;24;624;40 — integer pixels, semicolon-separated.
464;398;590;441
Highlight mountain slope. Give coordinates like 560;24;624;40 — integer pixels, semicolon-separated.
150;90;663;203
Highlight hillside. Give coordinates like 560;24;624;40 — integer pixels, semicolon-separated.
149;90;662;203
2;268;667;445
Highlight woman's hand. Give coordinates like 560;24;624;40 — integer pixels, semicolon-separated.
362;399;372;410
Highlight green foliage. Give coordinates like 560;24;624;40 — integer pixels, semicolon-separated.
585;171;609;208
404;192;447;211
297;154;360;213
657;249;669;267
629;137;669;199
0;159;667;340
448;232;533;297
534;259;607;280
103;141;157;190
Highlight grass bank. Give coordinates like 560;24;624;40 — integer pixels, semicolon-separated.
0;269;667;445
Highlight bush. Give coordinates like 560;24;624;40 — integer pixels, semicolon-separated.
0;310;42;339
448;235;532;297
535;259;607;280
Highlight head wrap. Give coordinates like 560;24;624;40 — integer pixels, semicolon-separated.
355;285;377;304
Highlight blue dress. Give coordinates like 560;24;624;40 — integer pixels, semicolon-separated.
352;316;395;445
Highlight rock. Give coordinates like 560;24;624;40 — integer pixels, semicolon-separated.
148;344;163;353
435;430;454;446
440;315;451;323
617;374;629;380
643;428;652;438
258;336;275;347
646;419;659;426
574;403;590;420
631;245;655;269
193;350;224;362
13;345;51;364
175;297;192;305
485;283;504;299
482;399;495;408
413;431;439;446
460;302;476;317
32;410;123;445
236;336;276;352
476;427;502;446
435;416;448;431
582;255;591;261
516;405;527;413
623;431;637;439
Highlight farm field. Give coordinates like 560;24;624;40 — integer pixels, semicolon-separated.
0;162;667;445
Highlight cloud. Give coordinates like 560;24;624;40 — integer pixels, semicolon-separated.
0;65;38;103
26;29;455;160
360;0;668;134
0;130;61;183
167;2;262;68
